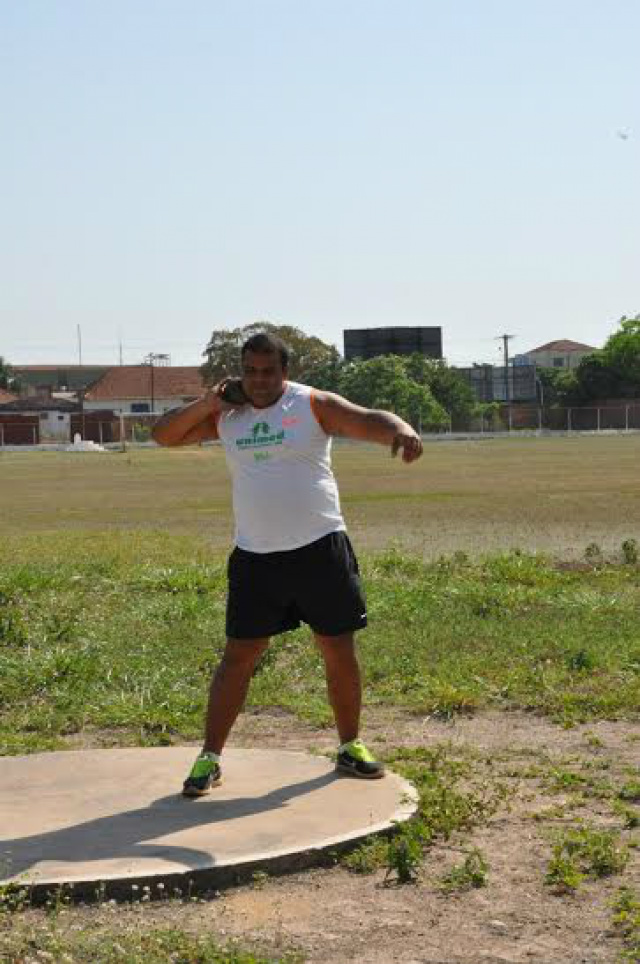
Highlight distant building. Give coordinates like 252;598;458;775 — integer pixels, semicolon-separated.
13;364;111;395
343;327;442;361
519;339;597;370
454;365;537;403
83;365;204;415
0;395;79;442
0;388;17;405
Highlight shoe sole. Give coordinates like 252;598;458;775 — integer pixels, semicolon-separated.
336;763;385;780
182;775;222;798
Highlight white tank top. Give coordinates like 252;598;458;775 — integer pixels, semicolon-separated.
217;381;346;553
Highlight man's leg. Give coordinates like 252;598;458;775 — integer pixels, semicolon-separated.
313;631;361;745
203;637;270;754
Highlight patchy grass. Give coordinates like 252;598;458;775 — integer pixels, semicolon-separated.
342;744;507;883
1;442;639;961
612;886;640;962
0;919;301;964
1;543;640;754
438;849;489;894
2;436;640;558
545;824;629;892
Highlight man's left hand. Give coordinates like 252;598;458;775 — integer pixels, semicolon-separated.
391;430;423;463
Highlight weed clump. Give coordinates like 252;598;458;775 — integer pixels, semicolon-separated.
621;539;639;565
439;849;489;893
545;824;629;892
611;886;640;962
343;745;507;885
584;543;603;566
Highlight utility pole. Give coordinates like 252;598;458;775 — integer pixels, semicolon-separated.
143;353;169;415
496;333;516;404
78;386;86;441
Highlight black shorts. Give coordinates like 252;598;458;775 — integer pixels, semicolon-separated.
226;531;367;639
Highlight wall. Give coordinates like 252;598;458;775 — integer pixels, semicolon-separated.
84;396;191;415
527;349;592;370
0;414;40;444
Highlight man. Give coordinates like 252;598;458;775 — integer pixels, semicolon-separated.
152;332;423;796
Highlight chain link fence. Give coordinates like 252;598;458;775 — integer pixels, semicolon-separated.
2;405;640;447
84;404;640;442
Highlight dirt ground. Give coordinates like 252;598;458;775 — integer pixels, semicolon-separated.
16;708;639;964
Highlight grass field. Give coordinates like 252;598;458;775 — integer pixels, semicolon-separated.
1;438;639;963
1;434;639;558
1;436;639;750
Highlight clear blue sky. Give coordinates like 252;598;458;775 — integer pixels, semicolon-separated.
2;0;638;368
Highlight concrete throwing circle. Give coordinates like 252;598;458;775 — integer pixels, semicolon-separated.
0;747;418;900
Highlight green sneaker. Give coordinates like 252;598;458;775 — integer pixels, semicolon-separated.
182;752;222;797
336;739;385;779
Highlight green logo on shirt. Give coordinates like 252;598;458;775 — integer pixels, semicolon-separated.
237;421;285;449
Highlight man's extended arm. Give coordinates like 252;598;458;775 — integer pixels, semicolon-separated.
313;391;423;463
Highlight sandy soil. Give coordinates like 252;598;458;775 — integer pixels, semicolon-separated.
15;708;639;964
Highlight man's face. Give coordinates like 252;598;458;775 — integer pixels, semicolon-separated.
241;350;287;408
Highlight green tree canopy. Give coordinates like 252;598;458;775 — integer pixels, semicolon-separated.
338;356;448;430
537;315;640;404
404;354;478;417
574;354;619;401
599;314;640;396
302;356;346;393
561;314;640;402
537;367;582;406
201;322;339;385
0;357;20;393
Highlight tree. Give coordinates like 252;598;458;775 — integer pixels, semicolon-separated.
404;354;477;417
201;322;340;385
599;314;640;397
574;354;618;402
538;367;582;406
338;356;448;430
0;357;20;393
561;314;640;402
302;356;346;393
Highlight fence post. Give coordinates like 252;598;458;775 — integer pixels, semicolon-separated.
120;413;126;452
98;421;103;446
33;424;37;445
597;407;601;432
537;408;542;433
567;408;572;433
508;408;512;433
626;405;630;432
0;423;3;448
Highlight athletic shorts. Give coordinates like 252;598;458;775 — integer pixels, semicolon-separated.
225;531;367;639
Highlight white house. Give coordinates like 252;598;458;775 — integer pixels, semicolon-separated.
0;396;78;442
520;339;597;370
83;366;205;415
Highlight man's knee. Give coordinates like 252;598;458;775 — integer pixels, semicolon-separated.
314;632;356;661
222;637;270;669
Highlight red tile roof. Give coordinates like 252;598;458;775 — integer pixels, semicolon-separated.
528;339;596;354
0;388;17;404
13;364;106;371
85;366;205;401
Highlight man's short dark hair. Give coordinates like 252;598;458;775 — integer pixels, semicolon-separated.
241;332;289;369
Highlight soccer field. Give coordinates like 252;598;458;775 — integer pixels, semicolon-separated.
1;434;638;560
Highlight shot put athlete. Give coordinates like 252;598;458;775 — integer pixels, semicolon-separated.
152;332;423;796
